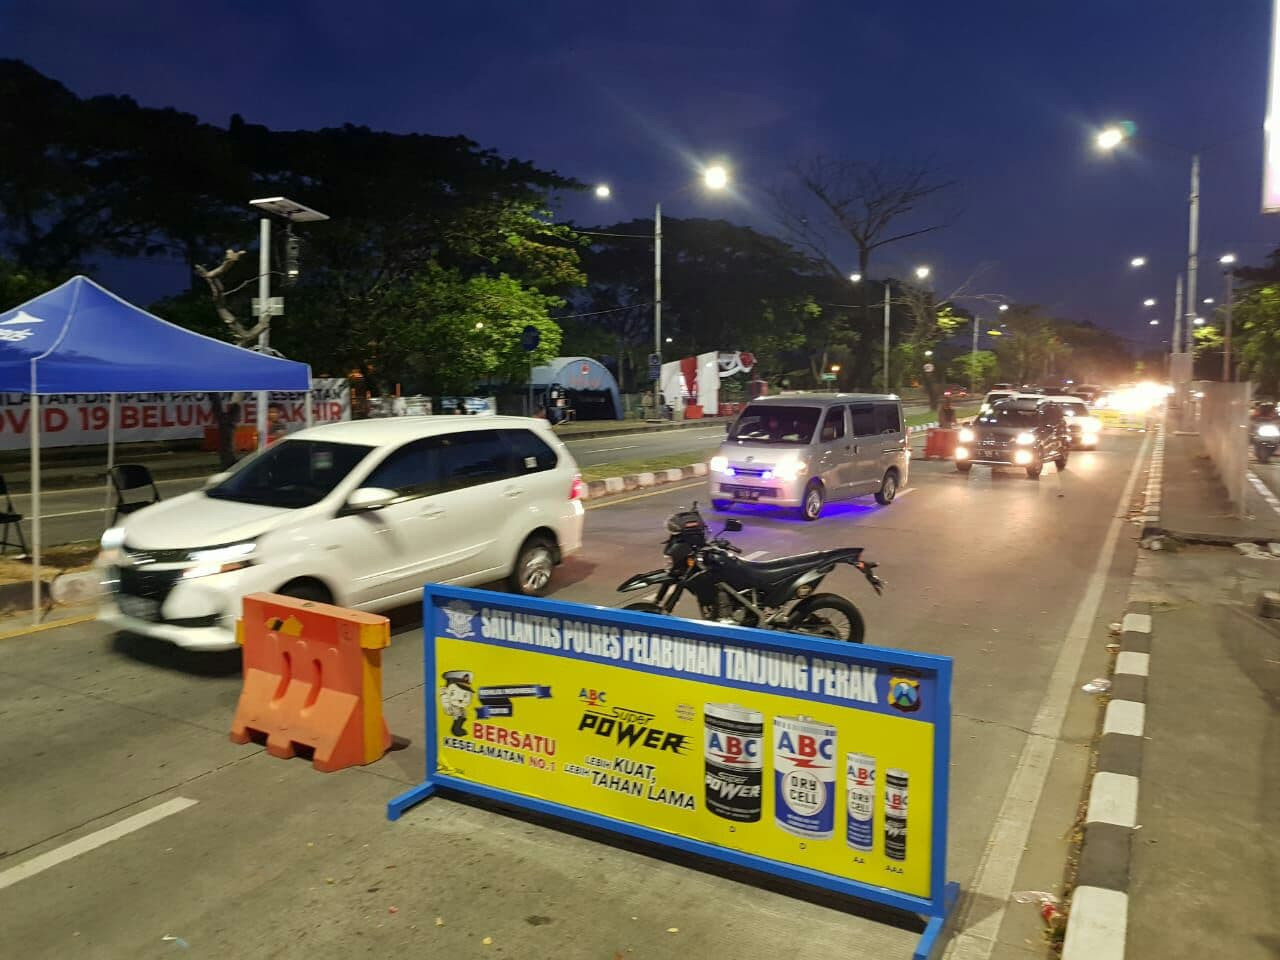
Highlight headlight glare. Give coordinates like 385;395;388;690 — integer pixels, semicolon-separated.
772;455;808;481
709;455;729;473
1016;432;1035;445
1259;424;1280;438
958;428;975;443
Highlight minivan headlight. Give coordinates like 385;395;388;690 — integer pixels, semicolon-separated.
772;454;809;481
1259;424;1280;438
1015;432;1036;445
183;541;258;580
958;428;975;443
709;455;729;473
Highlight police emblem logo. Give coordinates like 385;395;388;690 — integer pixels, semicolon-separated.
888;676;921;713
443;602;476;639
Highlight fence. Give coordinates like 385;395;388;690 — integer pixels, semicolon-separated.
1194;380;1251;514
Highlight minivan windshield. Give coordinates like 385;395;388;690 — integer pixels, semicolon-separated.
729;404;821;444
978;405;1041;428
206;439;374;508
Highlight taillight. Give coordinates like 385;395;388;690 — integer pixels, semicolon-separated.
570;473;584;500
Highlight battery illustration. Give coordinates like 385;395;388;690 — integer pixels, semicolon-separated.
703;704;764;822
884;768;909;861
845;752;876;852
773;715;837;839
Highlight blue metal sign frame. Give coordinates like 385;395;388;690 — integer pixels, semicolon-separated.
389;585;958;959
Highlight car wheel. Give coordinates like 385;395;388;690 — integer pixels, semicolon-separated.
510;535;556;597
875;469;899;505
1056;450;1069;471
1026;462;1043;479
801;481;824;521
955;461;972;474
277;579;333;604
712;499;732;511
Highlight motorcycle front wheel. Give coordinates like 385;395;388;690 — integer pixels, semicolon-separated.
623;601;665;615
788;593;866;644
1255;443;1273;464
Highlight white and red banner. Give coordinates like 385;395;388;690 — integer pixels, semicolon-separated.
0;379;350;450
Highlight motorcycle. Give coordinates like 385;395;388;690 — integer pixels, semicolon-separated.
1252;418;1280;463
616;503;883;643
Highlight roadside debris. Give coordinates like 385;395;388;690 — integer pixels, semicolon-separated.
1234;542;1271;560
1012;891;1066;937
1081;678;1111;694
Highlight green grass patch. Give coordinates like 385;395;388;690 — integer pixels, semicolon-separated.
906;403;979;428
581;449;717;482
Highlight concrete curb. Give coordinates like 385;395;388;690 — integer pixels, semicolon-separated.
581;462;707;501
553;418;729;442
1061;609;1155;957
1139;424;1164;534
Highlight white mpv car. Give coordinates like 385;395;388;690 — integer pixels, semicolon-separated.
98;416;585;651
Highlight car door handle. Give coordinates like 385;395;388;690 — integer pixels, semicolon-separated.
502;487;524;499
420;505;445;519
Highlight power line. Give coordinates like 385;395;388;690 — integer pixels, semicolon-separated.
555;303;652;320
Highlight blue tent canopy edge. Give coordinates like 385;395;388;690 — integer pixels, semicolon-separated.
530;356;623;419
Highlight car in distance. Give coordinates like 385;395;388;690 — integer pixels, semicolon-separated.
955;396;1071;479
709;394;909;520
979;389;1018;413
1041;395;1101;449
98;416;585;651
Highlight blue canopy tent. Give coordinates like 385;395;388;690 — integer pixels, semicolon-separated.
0;275;312;618
530;356;623;420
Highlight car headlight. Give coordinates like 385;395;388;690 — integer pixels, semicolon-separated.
1259;424;1280;438
772;454;809;481
182;541;258;580
100;527;126;550
955;446;969;460
1016;432;1035;445
1079;416;1101;432
709;455;729;473
958;428;975;443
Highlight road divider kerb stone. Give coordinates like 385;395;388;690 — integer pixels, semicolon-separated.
578;462;710;501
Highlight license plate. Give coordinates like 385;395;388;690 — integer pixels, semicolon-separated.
118;594;160;621
733;489;761;501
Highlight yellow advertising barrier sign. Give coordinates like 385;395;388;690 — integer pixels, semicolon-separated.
390;586;957;955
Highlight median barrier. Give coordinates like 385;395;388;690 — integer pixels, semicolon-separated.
231;593;393;772
923;428;958;460
389;585;958;959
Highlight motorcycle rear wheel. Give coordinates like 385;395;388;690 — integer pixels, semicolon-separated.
788;593;866;644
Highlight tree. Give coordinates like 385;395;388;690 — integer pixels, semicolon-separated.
1230;283;1280;394
0;259;60;310
948;350;998;389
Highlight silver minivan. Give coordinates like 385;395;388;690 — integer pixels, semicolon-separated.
708;394;910;520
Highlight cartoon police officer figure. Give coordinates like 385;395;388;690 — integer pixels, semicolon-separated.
440;670;474;737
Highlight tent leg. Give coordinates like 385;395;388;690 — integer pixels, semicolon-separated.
30;390;41;622
305;381;314;429
257;390;268;450
104;395;116;525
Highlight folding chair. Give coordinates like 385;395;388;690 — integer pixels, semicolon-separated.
109;464;162;524
0;475;26;556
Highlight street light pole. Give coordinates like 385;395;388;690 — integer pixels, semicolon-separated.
882;283;891;392
1184;153;1200;357
1173;273;1183;353
256;216;271;451
1223;260;1236;380
654;201;663;415
970;316;979;394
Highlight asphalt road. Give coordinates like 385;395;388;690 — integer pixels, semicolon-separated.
7;425;733;548
0;429;1149;960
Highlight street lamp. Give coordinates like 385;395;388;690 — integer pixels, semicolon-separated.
849;272;862;283
1194;316;1206;326
1202;297;1214;304
594;184;611;199
1221;253;1237;380
1149;319;1160;325
924;350;933;357
1130;256;1148;269
998;303;1009;312
703;164;729;190
248;196;328;449
915;265;931;281
1143;298;1157;307
1096;127;1126;151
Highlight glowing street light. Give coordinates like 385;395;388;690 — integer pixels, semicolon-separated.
594;184;611;199
998;303;1010;312
1143;298;1157;307
1219;253;1237;265
1096;126;1127;151
849;272;862;283
915;265;931;281
1202;297;1214;304
1130;256;1148;268
1194;317;1206;326
830;364;841;373
924;349;934;357
703;165;729;191
1149;318;1159;325
475;321;484;330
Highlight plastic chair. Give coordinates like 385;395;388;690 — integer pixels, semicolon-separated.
109;464;161;524
0;475;26;556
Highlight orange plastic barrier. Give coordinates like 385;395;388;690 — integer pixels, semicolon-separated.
923;427;958;460
230;593;392;772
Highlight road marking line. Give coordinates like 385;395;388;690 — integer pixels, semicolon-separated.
1085;772;1139;828
945;427;1152;960
0;797;198;891
582;444;639;454
895;487;916;498
585;480;702;510
0;612;97;642
743;550;767;560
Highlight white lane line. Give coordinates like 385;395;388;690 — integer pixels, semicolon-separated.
0;797;198;891
945;427;1153;960
743;550;768;560
895;487;916;498
582;444;639;454
585;480;703;510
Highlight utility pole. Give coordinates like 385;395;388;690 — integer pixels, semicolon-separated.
1184;154;1200;363
653;201;663;416
1224;264;1236;381
970;316;979;394
256;216;271;451
882;283;891;392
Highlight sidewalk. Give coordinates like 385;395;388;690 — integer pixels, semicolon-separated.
1155;431;1280;543
1125;545;1279;960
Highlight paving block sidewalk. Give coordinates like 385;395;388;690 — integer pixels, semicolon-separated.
1156;431;1280;543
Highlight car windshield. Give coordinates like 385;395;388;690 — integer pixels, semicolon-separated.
1052;401;1089;417
1255;402;1278;419
729;404;821;444
206;440;374;508
978;405;1041;428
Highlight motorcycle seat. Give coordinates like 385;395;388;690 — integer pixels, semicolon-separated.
736;547;863;588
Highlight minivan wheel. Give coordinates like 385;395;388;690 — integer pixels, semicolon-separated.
956;461;972;474
277;579;332;604
1026;462;1043;480
510;535;556;597
875;470;899;505
712;499;732;511
801;482;825;521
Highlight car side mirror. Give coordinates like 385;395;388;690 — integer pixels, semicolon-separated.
726;422;733;434
346;487;398;513
203;471;230;489
724;518;743;532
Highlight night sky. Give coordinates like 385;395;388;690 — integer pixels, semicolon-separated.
4;0;1278;347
